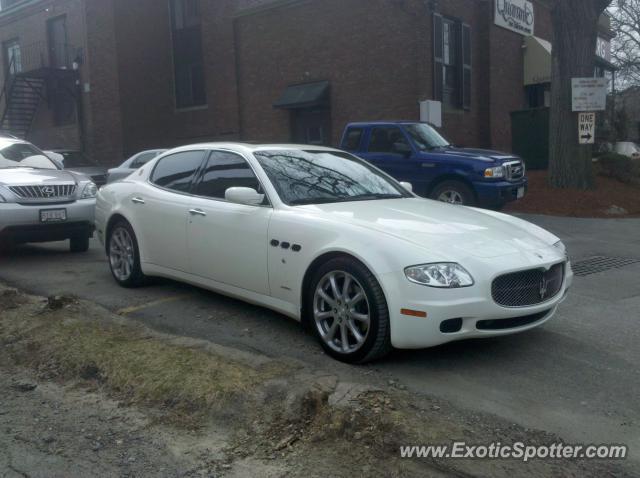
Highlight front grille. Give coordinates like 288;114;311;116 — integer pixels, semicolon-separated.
492;263;565;307
9;184;77;200
504;161;525;181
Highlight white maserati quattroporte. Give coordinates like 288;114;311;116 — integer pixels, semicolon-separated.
95;144;572;363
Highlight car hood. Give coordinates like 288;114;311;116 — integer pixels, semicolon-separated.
298;198;559;259
0;167;82;186
421;147;520;164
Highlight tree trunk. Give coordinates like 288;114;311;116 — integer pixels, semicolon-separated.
548;0;611;189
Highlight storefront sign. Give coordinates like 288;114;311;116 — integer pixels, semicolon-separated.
572;78;608;112
495;0;535;36
596;37;611;63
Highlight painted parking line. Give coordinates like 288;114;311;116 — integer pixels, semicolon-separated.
116;294;193;316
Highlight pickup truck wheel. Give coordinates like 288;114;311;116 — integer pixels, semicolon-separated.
430;181;476;206
69;234;90;253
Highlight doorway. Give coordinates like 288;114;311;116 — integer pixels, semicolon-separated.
291;108;331;146
47;16;68;69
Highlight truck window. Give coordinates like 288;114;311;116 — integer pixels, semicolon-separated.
368;126;410;154
343;127;363;150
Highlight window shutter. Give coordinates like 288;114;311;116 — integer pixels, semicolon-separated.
433;13;444;102
461;23;472;110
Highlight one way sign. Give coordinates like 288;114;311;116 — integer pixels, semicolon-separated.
578;112;596;145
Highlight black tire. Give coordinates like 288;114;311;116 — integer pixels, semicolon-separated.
107;220;146;288
305;257;392;364
69;234;90;253
430;180;476;206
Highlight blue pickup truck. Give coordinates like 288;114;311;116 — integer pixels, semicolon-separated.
340;121;527;209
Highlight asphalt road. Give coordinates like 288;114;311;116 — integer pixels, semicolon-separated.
1;214;639;465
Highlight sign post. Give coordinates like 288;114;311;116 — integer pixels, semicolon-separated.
578;112;596;145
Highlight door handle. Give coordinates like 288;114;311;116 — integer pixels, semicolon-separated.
188;208;207;217
131;197;145;204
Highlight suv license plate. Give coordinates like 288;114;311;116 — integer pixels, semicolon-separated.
517;187;525;199
40;209;67;223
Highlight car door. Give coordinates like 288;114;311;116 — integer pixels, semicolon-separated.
130;149;206;272
357;126;422;184
187;150;272;295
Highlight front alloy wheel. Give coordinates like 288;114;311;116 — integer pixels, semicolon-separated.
314;271;371;354
307;257;391;363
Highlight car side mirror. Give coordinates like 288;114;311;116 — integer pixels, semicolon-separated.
399;181;413;193
225;187;265;206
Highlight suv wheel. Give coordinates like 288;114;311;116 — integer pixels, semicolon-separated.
70;234;90;253
306;257;392;363
430;180;476;206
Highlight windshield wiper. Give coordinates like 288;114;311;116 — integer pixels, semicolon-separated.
340;193;404;202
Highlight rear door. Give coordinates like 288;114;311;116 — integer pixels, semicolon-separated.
130;149;206;271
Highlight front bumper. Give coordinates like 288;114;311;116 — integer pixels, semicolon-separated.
0;199;95;243
473;178;528;206
381;257;573;349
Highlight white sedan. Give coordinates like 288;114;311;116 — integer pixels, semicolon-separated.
95;143;572;363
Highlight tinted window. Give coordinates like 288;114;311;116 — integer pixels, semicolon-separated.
367;127;410;154
343;127;363;151
151;150;204;192
0;140;57;170
194;151;261;200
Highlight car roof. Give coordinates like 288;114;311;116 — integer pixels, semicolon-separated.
166;142;343;154
345;121;424;126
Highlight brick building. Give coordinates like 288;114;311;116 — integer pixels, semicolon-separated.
0;0;614;165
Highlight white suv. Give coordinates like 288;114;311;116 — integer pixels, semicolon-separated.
0;137;97;252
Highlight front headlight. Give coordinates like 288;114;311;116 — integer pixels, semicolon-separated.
405;263;475;288
484;166;504;178
553;240;569;261
81;182;98;199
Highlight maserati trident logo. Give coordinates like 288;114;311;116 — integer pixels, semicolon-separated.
42;186;55;197
539;277;549;299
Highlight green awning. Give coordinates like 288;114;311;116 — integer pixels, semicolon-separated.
273;81;329;109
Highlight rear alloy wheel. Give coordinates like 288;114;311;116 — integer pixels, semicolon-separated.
108;221;146;287
308;257;391;363
430;180;476;206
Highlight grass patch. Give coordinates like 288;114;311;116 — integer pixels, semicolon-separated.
0;290;286;416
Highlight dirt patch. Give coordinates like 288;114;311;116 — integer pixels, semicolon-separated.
505;171;640;218
0;285;632;477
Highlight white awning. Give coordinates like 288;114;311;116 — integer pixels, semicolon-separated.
524;36;552;86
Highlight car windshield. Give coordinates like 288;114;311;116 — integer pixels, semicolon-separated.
405;123;450;150
0;140;58;170
254;149;409;205
58;151;95;167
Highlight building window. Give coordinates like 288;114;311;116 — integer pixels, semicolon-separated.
3;39;22;76
433;14;471;110
169;0;206;109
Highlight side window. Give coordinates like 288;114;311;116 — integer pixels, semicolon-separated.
367;127;410;154
193;151;262;201
132;152;158;168
150;150;204;192
343;127;363;151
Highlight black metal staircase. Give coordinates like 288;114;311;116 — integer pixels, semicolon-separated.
0;75;45;139
0;42;79;139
